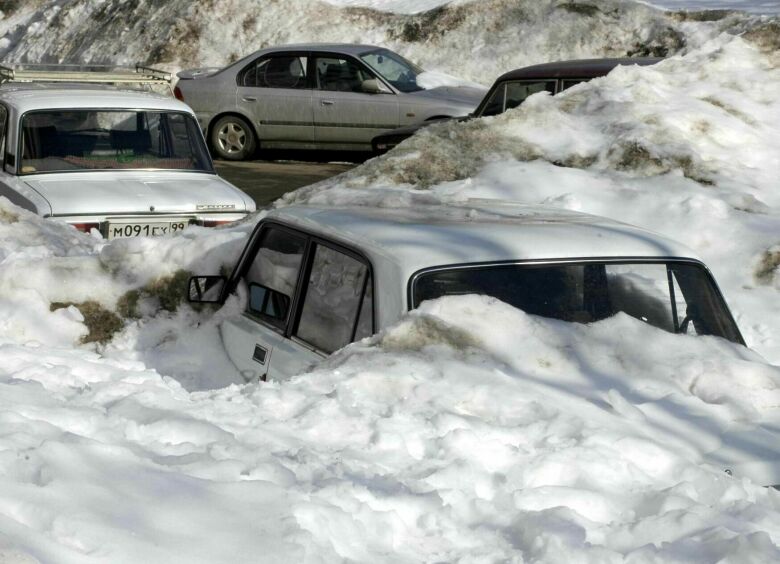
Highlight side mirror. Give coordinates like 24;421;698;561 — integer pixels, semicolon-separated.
188;275;226;303
361;79;388;94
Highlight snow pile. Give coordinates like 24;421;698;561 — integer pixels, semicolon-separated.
0;0;770;84
287;36;780;363
2;289;780;562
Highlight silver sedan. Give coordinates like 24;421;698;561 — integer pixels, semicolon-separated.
176;44;485;159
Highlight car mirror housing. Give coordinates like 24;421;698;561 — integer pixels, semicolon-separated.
188;275;227;303
361;79;389;94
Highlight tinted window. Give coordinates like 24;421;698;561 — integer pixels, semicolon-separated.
245;228;306;329
315;56;374;93
19;110;212;174
413;261;742;343
240;55;308;89
295;244;371;353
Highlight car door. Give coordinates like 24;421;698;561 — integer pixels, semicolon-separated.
311;54;399;146
221;222;374;382
235;52;314;143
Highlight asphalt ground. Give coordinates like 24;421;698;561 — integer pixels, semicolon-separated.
213;150;370;208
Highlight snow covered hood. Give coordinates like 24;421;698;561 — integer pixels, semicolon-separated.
24;172;251;216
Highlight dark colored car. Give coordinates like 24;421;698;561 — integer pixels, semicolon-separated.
371;57;661;153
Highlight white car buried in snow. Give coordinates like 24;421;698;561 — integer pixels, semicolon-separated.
189;202;780;487
0;84;255;237
190;202;745;380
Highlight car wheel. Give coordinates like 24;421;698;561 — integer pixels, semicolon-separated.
211;115;257;161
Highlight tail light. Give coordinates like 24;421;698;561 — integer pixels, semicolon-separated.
173;86;184;101
202;219;234;228
71;222;101;234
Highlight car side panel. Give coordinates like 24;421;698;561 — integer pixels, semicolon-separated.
238;85;314;143
221;313;321;382
313;90;399;145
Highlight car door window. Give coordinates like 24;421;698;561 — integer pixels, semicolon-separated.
480;84;506;117
239;55;308;89
315;56;374;93
504;81;556;111
295;243;373;353
245;227;307;329
561;78;588;91
480;81;556;117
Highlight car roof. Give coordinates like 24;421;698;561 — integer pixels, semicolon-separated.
495;57;662;82
257;43;382;56
0;84;188;114
266;202;700;276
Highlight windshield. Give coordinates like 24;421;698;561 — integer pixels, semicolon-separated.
19;110;213;175
413;261;743;344
359;48;424;93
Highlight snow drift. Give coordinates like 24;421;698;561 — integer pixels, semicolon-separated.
0;0;779;561
0;0;773;83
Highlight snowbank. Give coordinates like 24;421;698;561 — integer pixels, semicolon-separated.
0;0;769;84
0;1;778;561
2;292;779;562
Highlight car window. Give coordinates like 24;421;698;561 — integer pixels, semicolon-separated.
245;227;307;329
504;81;556;111
413;261;742;344
315;56;374;93
560;78;589;91
479;81;556;117
359;48;422;93
19;110;212;175
295;243;372;354
240;55;308;89
480;84;505;117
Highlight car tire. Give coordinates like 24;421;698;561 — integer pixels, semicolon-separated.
210;115;257;161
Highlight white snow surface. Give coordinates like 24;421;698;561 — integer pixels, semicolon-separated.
0;0;771;85
645;1;780;15
0;2;779;562
324;0;780;15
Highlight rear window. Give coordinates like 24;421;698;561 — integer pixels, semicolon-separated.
412;261;743;344
19;110;213;174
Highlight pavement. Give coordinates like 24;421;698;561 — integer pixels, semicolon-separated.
213;150;369;208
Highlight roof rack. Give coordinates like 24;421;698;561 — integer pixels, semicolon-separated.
0;63;173;94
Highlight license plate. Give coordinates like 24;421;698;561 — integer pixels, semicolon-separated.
107;220;189;239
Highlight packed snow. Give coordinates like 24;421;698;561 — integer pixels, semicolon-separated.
0;0;779;562
0;0;772;85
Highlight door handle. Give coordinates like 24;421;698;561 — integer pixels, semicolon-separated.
242;96;257;102
321;100;335;106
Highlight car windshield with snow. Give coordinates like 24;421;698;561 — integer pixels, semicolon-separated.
372;57;661;153
0;78;255;238
175;43;485;159
189;203;743;383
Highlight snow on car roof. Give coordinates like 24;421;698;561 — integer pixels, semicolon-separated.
268;202;700;275
0;85;189;114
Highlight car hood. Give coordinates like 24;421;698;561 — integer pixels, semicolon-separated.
409;85;485;109
23;172;252;217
